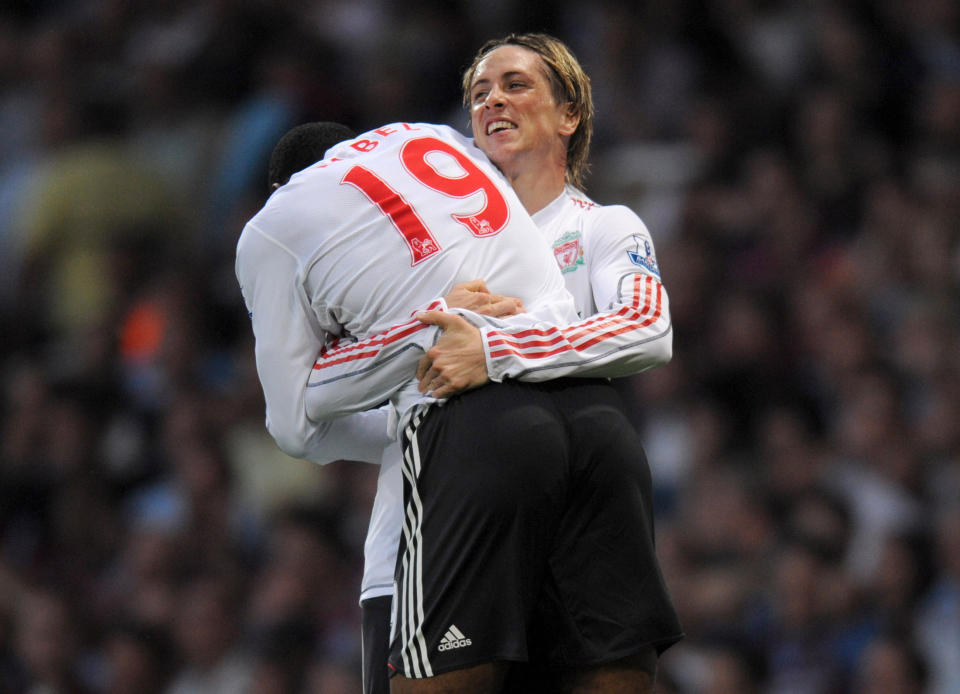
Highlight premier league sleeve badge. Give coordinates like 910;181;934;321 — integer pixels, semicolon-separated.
627;234;661;277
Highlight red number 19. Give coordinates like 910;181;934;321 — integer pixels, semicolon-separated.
341;137;509;265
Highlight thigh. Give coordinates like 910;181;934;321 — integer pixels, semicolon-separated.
559;646;658;694
362;595;393;694
536;380;683;665
502;646;658;694
391;661;508;694
389;382;570;680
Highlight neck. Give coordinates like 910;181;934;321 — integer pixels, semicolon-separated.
506;163;566;216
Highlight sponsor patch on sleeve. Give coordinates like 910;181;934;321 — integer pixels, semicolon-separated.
627;234;660;277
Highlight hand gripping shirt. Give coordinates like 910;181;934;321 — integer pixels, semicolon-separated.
236;122;577;461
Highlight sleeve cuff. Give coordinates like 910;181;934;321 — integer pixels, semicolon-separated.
479;325;504;383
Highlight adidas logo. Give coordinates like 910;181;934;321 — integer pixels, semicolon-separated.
438;624;472;651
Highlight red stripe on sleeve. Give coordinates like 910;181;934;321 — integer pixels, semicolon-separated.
314;321;430;370
487;275;663;361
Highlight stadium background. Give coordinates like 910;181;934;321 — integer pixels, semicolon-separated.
0;1;958;692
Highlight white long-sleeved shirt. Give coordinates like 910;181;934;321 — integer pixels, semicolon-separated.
236;122;577;461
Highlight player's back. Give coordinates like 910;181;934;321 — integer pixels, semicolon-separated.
248;122;575;339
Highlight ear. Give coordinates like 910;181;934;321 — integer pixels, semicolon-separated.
558;102;580;137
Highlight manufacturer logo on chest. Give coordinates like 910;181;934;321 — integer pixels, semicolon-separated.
553;231;584;274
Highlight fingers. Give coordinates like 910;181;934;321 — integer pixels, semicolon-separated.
421;371;461;398
425;372;485;399
444;279;490;311
416;310;458;328
456;278;490;293
429;382;460;399
416;354;433;383
482;296;523;318
469;294;525;317
419;368;441;394
417;362;449;396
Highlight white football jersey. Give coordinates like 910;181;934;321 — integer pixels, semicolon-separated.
236;122;577;460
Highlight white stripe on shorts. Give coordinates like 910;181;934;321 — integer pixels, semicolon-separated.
398;408;433;678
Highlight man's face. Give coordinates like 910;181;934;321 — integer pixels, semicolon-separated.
468;44;578;177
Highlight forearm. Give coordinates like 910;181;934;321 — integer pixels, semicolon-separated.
483;273;671;381
238;223;437;459
298;407;394;465
303;301;443;421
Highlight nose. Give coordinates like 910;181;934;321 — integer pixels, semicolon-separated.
483;84;506;109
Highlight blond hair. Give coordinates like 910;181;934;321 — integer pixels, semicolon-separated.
462;33;594;188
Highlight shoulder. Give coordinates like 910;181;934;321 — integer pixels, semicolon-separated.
562;187;643;226
235;218;285;278
587;199;645;227
562;186;599;215
240;191;292;242
572;195;651;242
236;190;310;263
573;196;661;274
417;122;471;144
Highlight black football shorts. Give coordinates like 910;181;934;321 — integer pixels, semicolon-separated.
388;378;683;680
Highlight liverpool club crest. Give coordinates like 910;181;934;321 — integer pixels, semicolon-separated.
553;231;584;274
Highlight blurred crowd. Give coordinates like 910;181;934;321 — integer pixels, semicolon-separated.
0;1;958;693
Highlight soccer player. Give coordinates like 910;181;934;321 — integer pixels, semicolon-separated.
395;33;683;692
259;121;529;694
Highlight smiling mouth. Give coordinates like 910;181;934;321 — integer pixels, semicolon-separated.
486;120;516;135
